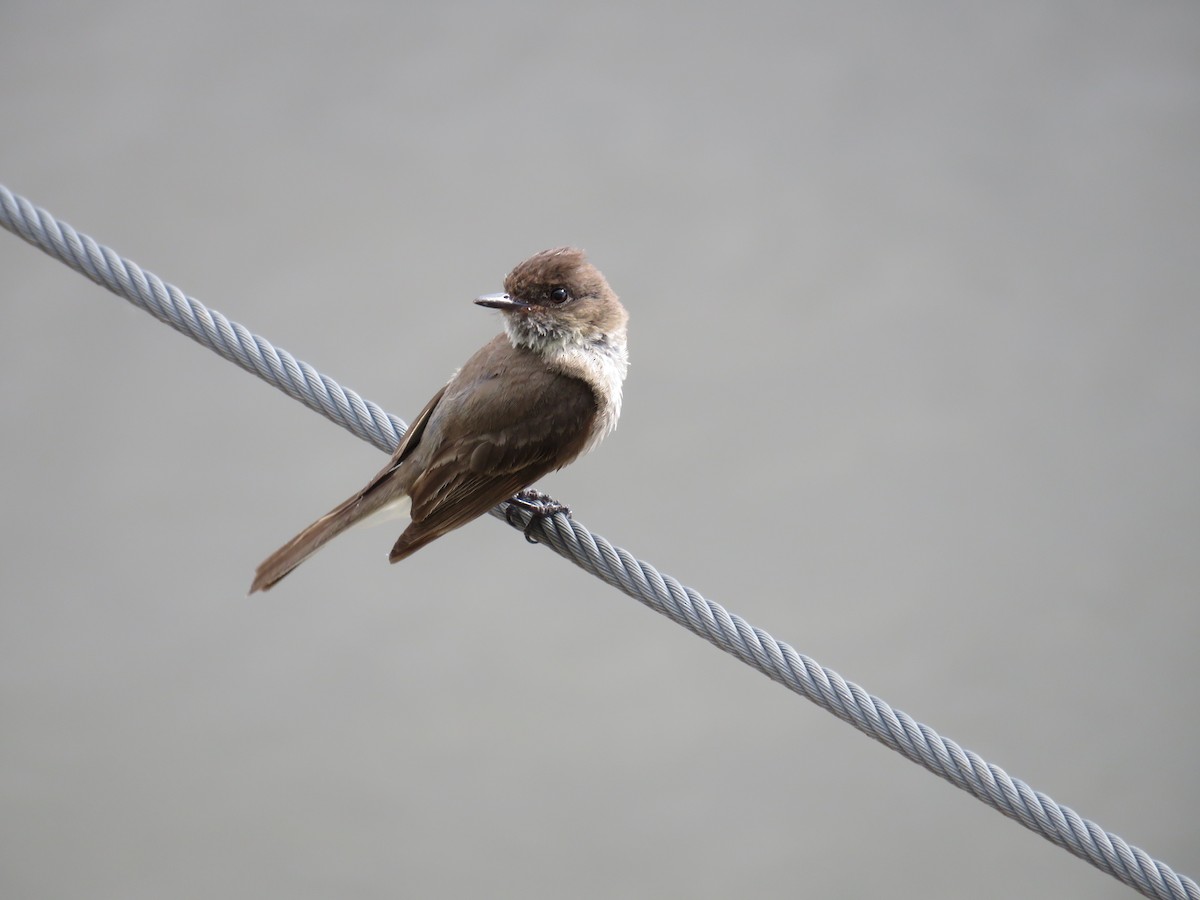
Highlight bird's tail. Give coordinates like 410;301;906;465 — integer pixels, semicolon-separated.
250;490;394;593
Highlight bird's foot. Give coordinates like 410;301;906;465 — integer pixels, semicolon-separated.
505;489;572;543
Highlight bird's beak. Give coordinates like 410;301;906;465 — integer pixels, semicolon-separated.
474;292;530;311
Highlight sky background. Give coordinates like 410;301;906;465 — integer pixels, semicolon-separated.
2;2;1198;898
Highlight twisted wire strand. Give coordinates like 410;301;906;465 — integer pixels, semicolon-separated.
2;183;1194;900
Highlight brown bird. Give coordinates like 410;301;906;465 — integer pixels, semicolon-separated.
250;247;628;592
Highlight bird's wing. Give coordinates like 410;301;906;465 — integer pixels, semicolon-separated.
389;369;596;561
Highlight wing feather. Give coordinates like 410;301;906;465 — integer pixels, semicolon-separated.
389;366;597;561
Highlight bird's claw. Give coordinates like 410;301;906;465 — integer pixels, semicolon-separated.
505;489;572;543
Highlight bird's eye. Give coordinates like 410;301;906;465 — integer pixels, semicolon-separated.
549;287;570;304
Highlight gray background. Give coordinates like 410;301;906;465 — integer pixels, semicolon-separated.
2;2;1197;898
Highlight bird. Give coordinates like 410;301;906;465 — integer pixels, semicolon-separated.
250;247;628;592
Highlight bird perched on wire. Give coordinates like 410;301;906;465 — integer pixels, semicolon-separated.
251;247;629;592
